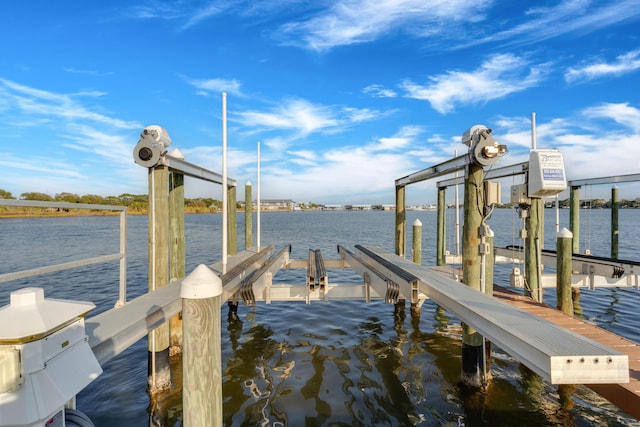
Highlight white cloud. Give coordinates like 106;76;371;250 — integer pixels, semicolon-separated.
185;77;244;97
565;50;640;83
582;103;640;133
362;84;397;98
401;54;548;114
458;0;640;49
235;98;387;136
277;0;492;51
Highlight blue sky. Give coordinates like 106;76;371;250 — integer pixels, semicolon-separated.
1;0;640;205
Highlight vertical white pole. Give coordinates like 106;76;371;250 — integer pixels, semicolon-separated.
556;194;560;232
257;141;261;251
454;149;460;256
222;93;228;274
531;112;537;150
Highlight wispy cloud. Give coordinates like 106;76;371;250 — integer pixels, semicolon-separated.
458;0;640;49
277;0;492;51
400;54;549;114
184;77;244;97
565;50;640;83
362;84;397;98
235;98;389;137
582;102;640;133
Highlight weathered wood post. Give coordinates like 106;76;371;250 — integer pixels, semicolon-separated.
169;168;185;355
485;228;494;296
395;185;406;257
611;186;619;259
148;164;171;391
410;218;423;318
228;184;237;256
412;219;422;265
245;182;252;250
557;228;573;316
525;198;544;302
181;264;223;426
461;161;487;388
436;186;446;266
570;185;580;254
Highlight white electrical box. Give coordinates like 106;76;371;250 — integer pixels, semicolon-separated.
510;184;530;205
528;149;567;197
484;181;501;206
0;288;102;427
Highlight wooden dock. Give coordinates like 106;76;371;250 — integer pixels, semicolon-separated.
492;284;640;420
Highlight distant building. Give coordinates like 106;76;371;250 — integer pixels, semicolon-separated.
322;204;344;210
258;199;295;211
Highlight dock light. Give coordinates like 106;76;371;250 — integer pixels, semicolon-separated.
462;125;507;167
133;125;172;168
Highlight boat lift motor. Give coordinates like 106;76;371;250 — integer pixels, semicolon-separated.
0;288;102;427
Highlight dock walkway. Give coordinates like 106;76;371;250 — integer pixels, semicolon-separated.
492;285;640;420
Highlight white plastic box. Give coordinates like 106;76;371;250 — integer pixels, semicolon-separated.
528;149;567;197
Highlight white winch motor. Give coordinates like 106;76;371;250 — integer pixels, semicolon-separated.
0;288;102;427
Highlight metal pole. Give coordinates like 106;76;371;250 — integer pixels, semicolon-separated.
612;186;619;259
436;187;446;266
245;181;252;250
181;264;223;426
557;228;574;316
222;92;228;274
455;150;460;257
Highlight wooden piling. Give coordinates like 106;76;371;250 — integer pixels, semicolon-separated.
148;165;171;391
436;187;446;266
181;264;223;427
228;184;237;256
412;219;422;265
525;198;544;302
461;162;487;388
570;186;580;254
169;170;185;355
557;228;573;316
395;185;406;257
612;186;619;259
245;182;252;250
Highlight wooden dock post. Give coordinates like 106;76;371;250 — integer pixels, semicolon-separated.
245;182;252;250
181;264;223;426
461;162;487;388
525;198;544;302
436;186;446;266
411;218;423;318
611;186;619;259
148;164;171;391
412;219;422;265
169;169;185;355
570;185;580;254
228;184;237;256
395;185;406;257
557;228;573;316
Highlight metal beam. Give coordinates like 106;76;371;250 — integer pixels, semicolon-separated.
437;161;528;188
0;199;125;211
358;245;629;384
163;154;237;187
395;153;471;187
569;173;640;187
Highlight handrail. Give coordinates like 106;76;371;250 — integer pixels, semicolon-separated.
0;199;128;307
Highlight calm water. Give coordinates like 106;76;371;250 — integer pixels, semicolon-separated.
1;209;640;426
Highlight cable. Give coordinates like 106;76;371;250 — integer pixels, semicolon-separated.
65;408;96;427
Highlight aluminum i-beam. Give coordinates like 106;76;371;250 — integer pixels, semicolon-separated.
359;245;629;385
437;161;528;188
163;154;237;188
495;246;640;287
395;152;472;187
